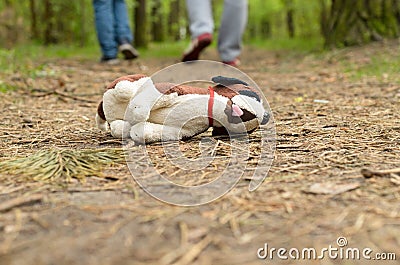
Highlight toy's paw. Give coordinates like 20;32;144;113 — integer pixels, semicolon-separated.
110;120;131;139
130;122;146;144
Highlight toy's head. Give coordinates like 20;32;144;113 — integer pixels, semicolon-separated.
211;76;270;135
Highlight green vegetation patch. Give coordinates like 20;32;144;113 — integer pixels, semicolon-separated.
344;49;400;83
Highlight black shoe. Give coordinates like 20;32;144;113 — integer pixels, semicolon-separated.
100;56;120;65
119;42;139;60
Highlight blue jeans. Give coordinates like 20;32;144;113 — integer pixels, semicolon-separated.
93;0;133;59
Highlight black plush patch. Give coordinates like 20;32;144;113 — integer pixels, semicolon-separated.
212;76;248;86
238;90;261;102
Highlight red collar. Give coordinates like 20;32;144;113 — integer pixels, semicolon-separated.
208;86;214;126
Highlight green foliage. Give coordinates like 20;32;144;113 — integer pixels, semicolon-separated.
2;0;399;55
291;0;321;37
246;0;321;40
139;41;187;58
321;0;400;48
0;42;101;93
0;0;326;49
345;52;400;83
0;80;17;93
248;36;323;52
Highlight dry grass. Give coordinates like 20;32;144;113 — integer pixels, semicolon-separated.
0;148;125;183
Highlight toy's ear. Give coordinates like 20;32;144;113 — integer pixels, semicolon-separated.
238;90;261;102
106;74;147;89
212;76;248;86
97;101;106;121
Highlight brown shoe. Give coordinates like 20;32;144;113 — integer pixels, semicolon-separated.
182;33;213;62
119;42;139;60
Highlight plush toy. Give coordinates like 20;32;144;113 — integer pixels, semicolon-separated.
96;74;270;143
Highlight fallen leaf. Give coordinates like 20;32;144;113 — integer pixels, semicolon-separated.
295;97;303;103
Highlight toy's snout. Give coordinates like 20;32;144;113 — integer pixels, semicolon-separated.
261;112;270;125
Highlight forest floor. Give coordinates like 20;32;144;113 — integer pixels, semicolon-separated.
0;41;399;265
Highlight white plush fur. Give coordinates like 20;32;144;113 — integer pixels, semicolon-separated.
100;77;154;138
109;120;131;139
124;77;164;124
130;94;217;143
128;92;263;143
103;77;151;123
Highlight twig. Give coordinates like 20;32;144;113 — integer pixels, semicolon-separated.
174;236;212;265
0;194;44;212
99;139;123;145
361;167;400;178
31;88;97;103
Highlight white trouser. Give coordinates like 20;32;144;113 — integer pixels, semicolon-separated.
186;0;248;62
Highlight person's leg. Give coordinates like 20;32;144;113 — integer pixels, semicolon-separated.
113;0;133;44
218;0;248;63
93;0;118;60
113;0;139;59
182;0;214;61
186;0;214;39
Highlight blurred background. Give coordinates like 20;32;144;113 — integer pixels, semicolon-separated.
1;0;399;51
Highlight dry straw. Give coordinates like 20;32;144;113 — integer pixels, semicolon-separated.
0;148;125;183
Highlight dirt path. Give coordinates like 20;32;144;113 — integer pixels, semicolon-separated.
0;43;399;265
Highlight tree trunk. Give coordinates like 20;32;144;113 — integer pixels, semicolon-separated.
393;0;400;26
261;18;271;38
168;0;181;41
79;0;86;46
134;0;148;48
43;0;56;45
284;0;295;38
29;0;39;40
321;0;400;48
151;0;164;42
286;9;295;38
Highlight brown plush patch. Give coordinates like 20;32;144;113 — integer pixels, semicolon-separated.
163;84;210;96
97;101;106;121
240;109;257;123
106;74;147;90
153;83;176;94
213;85;239;99
155;83;242;98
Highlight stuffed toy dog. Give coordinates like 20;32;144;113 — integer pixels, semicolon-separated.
96;74;270;143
